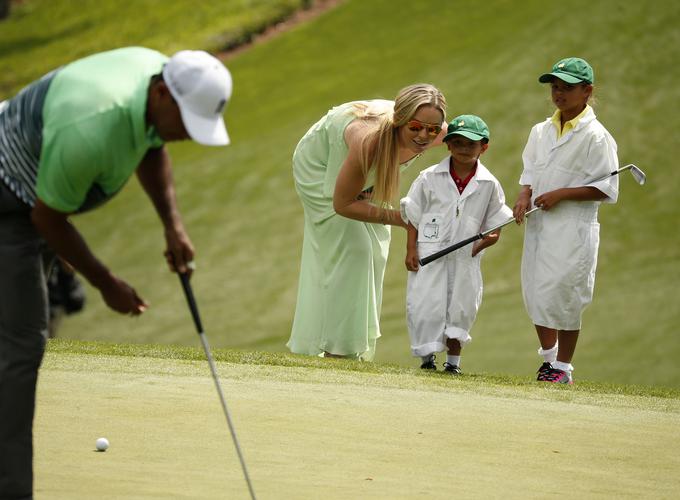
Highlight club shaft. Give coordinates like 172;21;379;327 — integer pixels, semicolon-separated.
199;332;257;500
179;273;203;333
179;273;257;500
418;164;641;266
418;206;540;266
418;233;482;265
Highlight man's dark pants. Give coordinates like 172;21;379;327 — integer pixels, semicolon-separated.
0;182;51;500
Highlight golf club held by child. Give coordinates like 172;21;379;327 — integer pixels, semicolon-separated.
418;164;646;266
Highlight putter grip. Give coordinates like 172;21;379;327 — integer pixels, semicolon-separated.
418;233;483;266
179;272;204;334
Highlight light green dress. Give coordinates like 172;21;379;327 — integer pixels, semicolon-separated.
287;100;419;360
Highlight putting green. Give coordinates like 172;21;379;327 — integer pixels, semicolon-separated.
35;353;680;498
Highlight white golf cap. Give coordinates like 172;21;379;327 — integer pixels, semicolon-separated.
162;50;232;146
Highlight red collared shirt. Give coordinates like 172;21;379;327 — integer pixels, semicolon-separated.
450;161;477;194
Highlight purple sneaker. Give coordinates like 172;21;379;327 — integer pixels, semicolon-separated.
537;367;573;384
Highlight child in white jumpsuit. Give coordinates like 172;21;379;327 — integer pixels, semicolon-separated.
513;58;618;384
401;115;512;373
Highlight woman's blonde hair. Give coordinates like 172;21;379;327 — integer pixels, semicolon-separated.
352;84;446;209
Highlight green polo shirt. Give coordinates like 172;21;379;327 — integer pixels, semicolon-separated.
37;47;167;213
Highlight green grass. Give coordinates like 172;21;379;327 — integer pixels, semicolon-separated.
0;0;308;96
36;340;680;498
47;339;680;401
2;0;680;387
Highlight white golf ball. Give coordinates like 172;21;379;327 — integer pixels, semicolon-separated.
96;437;109;452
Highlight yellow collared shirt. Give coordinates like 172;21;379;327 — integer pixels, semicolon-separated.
551;105;591;139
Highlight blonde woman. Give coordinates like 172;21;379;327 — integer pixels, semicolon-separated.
287;84;447;360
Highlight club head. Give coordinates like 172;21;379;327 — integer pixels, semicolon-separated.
629;164;647;185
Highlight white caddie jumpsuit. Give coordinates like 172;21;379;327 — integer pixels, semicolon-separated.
520;106;618;331
400;158;513;357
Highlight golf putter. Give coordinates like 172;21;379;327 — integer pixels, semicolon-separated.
419;163;646;266
175;262;257;500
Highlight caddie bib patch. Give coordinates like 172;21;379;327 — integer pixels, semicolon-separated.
421;214;442;241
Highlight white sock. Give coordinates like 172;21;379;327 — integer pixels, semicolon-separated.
421;354;435;364
537;343;558;363
447;355;461;367
552;361;573;372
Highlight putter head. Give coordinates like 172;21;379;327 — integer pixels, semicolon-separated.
629;164;647;185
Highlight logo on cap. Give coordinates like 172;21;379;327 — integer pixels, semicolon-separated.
214;98;226;115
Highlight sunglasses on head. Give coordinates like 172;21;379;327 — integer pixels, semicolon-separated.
406;119;442;137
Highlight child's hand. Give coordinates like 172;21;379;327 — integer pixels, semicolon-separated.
405;248;420;272
513;190;532;224
534;189;564;211
471;231;500;257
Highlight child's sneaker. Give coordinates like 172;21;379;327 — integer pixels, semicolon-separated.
420;354;437;370
443;362;462;375
536;362;553;379
537;367;573;384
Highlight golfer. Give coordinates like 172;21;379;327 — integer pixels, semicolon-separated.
0;46;232;497
513;57;618;384
287;84;447;360
401;115;512;373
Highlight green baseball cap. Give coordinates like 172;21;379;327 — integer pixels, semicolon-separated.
443;114;489;143
539;57;594;84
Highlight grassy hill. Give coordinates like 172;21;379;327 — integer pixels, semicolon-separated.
0;0;310;96
2;0;679;387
